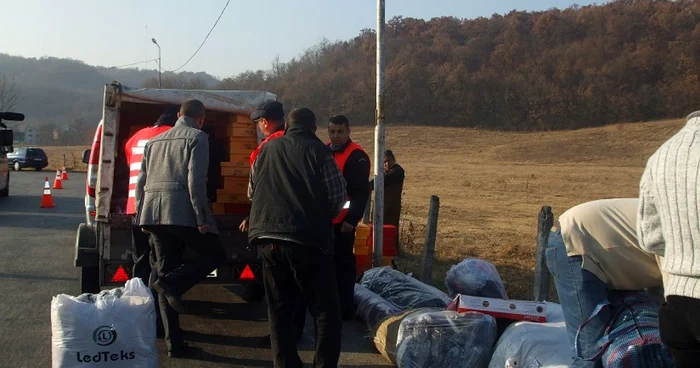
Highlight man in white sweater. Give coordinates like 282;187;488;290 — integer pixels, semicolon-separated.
638;110;700;367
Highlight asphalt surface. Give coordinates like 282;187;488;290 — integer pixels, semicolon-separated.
0;170;392;367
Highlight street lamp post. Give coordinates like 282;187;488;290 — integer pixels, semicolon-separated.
151;38;162;89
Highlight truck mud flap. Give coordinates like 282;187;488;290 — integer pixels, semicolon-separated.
74;223;98;267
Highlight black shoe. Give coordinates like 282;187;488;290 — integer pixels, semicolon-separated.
152;278;187;314
168;342;197;358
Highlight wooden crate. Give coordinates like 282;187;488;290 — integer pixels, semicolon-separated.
223;176;249;193
221;153;250;168
220;166;250;177
215;191;249;204
229;137;258;153
228;125;257;138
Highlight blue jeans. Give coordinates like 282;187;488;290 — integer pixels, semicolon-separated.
546;230;610;368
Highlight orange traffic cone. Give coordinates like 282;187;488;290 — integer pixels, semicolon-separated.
61;166;69;181
41;177;55;208
53;169;63;189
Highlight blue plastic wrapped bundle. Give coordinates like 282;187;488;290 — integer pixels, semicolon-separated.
395;310;498;368
360;266;453;309
445;258;508;299
354;284;403;329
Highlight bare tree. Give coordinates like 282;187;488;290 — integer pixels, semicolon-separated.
0;73;19;111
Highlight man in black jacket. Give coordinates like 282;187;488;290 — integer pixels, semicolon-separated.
327;114;371;320
248;107;347;368
370;149;405;230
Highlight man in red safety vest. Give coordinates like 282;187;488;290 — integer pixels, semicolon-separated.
327;114;370;320
124;106;179;287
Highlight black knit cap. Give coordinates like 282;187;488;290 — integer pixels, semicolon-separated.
155;105;180;127
250;100;284;121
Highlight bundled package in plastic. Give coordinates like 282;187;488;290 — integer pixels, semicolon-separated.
354;283;403;329
395;310;498;368
445;258;508;299
51;278;157;368
360;266;453;309
488;319;572;368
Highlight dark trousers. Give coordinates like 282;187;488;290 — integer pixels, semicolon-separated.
143;225;225;351
659;295;700;367
131;226;163;335
333;225;357;320
261;241;342;368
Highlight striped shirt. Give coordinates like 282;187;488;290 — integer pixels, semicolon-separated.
638;110;700;299
124;125;172;215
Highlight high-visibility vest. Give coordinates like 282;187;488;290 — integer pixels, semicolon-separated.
124;125;172;215
249;130;285;167
328;141;364;224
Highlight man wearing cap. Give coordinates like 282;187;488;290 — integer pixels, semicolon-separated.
327;114;371;320
248;107;346;368
239;100;307;347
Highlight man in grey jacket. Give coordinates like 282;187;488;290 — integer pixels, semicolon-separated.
135;98;225;358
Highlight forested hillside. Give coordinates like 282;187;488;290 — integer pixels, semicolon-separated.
220;0;700;130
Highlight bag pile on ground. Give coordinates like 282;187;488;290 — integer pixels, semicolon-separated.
360;266;453;309
488;303;572;368
445;258;509;299
51;278;157;368
354;283;403;329
395;309;498;368
575;291;674;368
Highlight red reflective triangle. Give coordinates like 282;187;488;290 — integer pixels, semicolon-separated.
111;266;129;283
240;265;255;280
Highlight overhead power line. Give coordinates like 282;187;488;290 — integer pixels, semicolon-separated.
168;0;231;73
43;59;158;76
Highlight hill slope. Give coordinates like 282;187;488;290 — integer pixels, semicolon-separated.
0;53;219;128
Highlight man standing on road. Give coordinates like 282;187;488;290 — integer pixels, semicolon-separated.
249;107;346;368
327;114;370;320
638;110;700;367
239;100;307;347
135;99;225;358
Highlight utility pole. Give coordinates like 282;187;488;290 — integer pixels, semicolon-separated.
372;0;386;268
151;38;162;89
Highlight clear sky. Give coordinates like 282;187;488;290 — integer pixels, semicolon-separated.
1;0;604;79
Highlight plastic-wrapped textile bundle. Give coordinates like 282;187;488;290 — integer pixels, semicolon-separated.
51;278;157;368
360;266;453;309
445;258;508;299
395;310;498;368
488;319;572;368
354;284;403;329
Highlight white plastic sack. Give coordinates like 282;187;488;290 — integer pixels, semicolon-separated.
488;303;572;368
51;278;157;367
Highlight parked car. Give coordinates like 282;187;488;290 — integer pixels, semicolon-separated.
7;147;49;171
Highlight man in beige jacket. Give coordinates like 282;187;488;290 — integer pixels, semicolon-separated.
546;198;664;368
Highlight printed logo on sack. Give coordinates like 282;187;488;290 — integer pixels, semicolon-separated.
92;326;117;346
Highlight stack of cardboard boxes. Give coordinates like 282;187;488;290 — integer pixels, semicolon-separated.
212;114;259;215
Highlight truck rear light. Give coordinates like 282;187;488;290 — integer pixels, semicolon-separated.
106;264;130;283
239;265;255;280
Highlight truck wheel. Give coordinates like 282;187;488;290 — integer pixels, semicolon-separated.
0;172;8;197
241;283;265;302
80;267;100;294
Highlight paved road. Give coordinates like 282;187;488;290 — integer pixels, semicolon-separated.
0;171;391;367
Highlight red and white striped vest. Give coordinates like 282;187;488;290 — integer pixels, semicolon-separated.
124;126;172;215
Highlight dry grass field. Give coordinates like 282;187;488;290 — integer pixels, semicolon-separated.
349;118;685;300
41;146;90;172
42;118;686;300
